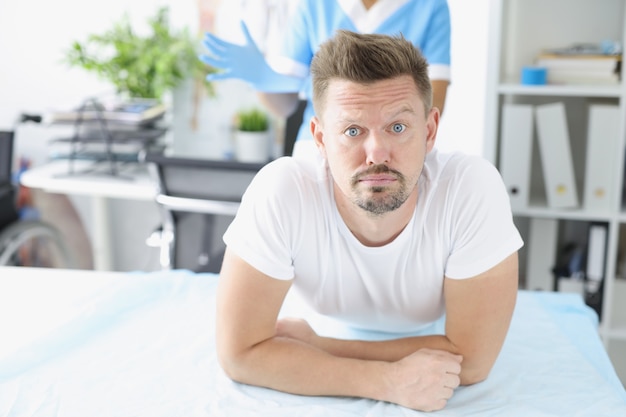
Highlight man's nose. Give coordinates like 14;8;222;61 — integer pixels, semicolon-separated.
364;132;391;165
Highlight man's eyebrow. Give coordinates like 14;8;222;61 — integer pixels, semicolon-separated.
392;105;417;117
334;105;416;125
334;113;360;124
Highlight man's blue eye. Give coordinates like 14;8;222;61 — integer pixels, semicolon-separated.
392;123;405;133
345;127;360;137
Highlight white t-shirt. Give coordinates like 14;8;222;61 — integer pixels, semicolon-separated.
223;149;523;333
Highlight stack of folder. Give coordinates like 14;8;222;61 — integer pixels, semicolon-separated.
45;98;167;126
499;102;620;212
535;53;621;85
47;128;167;163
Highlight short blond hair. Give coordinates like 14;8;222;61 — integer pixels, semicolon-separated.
310;30;433;117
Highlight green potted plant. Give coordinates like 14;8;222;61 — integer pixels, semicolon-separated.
236;108;269;132
233;107;272;163
64;6;214;101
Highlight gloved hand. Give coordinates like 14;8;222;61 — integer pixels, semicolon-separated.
200;21;304;93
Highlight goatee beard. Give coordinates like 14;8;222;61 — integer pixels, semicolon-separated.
351;165;409;215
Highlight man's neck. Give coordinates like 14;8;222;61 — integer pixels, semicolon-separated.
361;0;378;11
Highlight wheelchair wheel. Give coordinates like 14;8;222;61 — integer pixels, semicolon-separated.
0;220;74;268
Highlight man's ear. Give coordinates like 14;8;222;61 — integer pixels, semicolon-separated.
425;107;440;153
311;116;327;158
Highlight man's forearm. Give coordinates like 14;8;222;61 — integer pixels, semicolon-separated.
275;319;457;363
257;92;300;118
431;79;448;115
276;323;479;386
220;334;389;401
314;334;493;385
219;334;461;411
314;333;456;362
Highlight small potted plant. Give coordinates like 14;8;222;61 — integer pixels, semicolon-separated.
233;107;272;163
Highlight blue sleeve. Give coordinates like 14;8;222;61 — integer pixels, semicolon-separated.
279;0;316;69
420;0;451;66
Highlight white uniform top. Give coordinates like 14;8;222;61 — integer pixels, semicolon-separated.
223;149;523;333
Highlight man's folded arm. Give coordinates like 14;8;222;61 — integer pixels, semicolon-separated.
274;253;519;385
216;249;463;411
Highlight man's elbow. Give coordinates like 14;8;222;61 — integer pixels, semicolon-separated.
217;345;251;383
460;363;493;385
257;92;300;118
445;340;496;385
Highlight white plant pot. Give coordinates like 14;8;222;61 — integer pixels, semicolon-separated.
234;131;271;163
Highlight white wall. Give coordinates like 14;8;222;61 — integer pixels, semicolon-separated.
437;0;490;156
0;0;490;270
0;1;191;128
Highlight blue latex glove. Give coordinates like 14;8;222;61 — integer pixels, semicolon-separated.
200;21;304;93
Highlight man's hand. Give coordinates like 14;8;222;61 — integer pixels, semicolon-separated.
199;21;304;93
383;348;462;412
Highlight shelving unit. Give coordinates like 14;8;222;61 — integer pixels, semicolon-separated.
484;0;626;383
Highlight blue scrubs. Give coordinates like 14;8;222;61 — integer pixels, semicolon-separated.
267;0;452;143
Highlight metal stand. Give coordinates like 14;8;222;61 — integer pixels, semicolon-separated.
58;97;167;180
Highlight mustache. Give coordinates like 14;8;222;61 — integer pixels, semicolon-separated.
351;164;405;185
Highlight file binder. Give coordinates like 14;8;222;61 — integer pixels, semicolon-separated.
583;104;620;212
557;277;584;296
526;218;558;291
586;223;607;286
499;104;533;210
585;222;608;319
534;103;579;208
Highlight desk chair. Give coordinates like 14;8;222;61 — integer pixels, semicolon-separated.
146;104;304;273
146;155;264;273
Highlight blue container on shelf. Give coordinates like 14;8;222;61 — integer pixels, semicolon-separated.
521;66;547;85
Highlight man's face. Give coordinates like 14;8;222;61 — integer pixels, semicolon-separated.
311;75;439;216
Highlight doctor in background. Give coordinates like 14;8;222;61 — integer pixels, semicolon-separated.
201;0;451;157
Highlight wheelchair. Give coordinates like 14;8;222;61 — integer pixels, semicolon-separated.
0;128;74;268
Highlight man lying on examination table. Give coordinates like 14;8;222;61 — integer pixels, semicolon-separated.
215;30;522;412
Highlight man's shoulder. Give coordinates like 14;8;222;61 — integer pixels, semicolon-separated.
260;154;323;178
424;150;499;185
425;149;488;171
251;154;327;195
